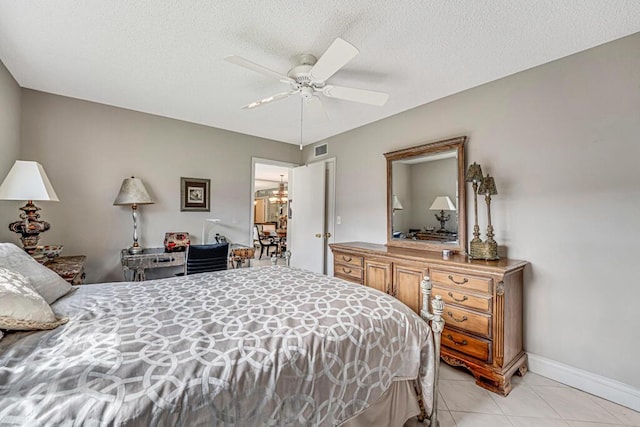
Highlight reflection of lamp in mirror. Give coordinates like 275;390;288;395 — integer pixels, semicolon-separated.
0;160;59;253
392;194;404;214
429;196;456;232
113;177;154;254
465;162;484;252
478;174;499;260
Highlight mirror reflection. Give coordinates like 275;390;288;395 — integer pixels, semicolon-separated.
391;150;459;242
385;136;466;253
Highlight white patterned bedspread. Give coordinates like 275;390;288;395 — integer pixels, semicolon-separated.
0;266;434;426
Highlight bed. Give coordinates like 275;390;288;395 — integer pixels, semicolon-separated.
0;265;443;426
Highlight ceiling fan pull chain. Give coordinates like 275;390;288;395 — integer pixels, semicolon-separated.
300;96;304;151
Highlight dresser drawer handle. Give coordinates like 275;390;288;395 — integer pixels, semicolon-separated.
448;292;468;303
342;267;352;274
447;312;468;323
448;275;469;285
342;256;353;262
447;334;468;346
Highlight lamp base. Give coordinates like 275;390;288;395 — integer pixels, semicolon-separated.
8;201;51;254
128;245;144;255
469;240;499;260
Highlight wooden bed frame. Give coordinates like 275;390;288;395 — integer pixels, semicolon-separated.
278;253;445;426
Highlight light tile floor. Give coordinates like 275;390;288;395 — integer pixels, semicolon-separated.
420;363;640;427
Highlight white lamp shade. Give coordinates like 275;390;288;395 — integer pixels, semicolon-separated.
0;160;59;201
113;177;154;205
392;194;404;210
429;196;456;211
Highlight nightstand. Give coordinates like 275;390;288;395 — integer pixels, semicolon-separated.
46;255;87;285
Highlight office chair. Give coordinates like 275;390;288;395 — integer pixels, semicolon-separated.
184;243;229;275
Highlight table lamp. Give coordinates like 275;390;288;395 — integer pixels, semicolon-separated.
478;174;499;260
113;177;154;254
202;218;221;244
392;194;404;213
0;160;59;253
429;196;456;232
465;162;484;250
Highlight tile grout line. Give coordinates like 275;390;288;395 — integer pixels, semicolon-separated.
526;382;573;421
529;384;626;425
583;391;634;426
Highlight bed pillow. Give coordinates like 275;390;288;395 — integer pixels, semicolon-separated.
0;243;72;304
0;267;68;331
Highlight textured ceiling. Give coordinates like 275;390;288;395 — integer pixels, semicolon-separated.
1;1;639;146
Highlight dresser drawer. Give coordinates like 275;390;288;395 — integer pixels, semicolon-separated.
444;306;491;338
335;264;363;283
443;327;491;363
431;270;492;294
334;252;364;268
433;287;491;313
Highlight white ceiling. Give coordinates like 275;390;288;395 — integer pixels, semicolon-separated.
255;163;288;191
1;1;639;146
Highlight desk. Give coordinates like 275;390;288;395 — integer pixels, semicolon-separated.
46;255;87;285
121;248;185;281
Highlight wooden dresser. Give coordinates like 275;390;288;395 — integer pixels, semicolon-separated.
330;241;528;396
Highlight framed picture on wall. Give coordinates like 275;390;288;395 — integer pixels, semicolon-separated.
180;177;210;212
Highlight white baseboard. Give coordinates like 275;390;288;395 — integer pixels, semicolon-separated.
528;353;640;412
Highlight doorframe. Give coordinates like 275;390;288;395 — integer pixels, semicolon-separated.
250;157;299;247
324;157;336;276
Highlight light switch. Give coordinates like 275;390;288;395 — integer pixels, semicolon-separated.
336;216;341;225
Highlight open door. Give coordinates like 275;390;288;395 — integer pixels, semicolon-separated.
288;162;326;273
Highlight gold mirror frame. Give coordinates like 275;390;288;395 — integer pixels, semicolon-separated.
385;136;467;253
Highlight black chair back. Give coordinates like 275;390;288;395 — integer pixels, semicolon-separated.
185;243;229;275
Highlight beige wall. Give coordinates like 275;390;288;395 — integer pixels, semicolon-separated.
20;90;301;282
0;59;21;242
303;33;640;388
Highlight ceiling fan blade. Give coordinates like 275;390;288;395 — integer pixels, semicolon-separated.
241;90;299;109
225;55;295;84
322;85;389;106
309;38;359;83
304;95;328;122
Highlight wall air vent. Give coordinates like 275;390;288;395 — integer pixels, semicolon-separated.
314;143;328;158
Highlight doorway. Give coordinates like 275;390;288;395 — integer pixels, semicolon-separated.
250;158;297;264
250;157;336;273
288;158;336;275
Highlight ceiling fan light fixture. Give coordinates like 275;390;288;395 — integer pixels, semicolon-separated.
226;37;389;110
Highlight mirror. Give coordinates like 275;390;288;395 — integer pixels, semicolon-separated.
385;136;466;253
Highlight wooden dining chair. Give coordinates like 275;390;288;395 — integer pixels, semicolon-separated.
255;225;278;259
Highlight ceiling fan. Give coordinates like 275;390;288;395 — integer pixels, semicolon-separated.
225;38;389;121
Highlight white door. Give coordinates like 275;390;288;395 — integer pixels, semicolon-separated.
289;162;326;273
